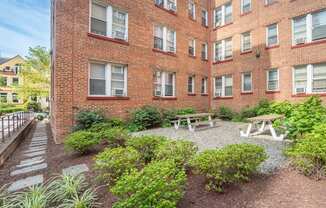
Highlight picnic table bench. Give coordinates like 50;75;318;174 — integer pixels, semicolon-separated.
173;113;220;132
240;114;287;141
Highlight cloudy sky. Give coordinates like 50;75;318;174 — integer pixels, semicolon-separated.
0;0;50;58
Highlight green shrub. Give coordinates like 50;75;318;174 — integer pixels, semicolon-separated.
36;114;45;121
126;135;167;164
26;101;42;112
73;110;105;131
98;128;130;148
270;101;294;117
217;106;235;120
0;106;26;116
155;140;198;169
89;119;125;132
129;105;162;131
191;144;267;192
255;99;272;115
239;107;257;119
64;131;99;154
94;147;143;186
111;160;187;208
286;124;326;179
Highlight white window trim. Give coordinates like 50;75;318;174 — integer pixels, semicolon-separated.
88;62;128;97
189;39;196;56
201;77;208;94
160;0;177;12
240;0;251;14
213;2;232;28
188;75;195;93
154;71;176;97
241;32;251;52
241;71;253;93
266;69;279;91
214;75;233;97
90;1;129;41
202;9;208;26
189;0;196;19
266;23;279;47
214;38;232;62
154;25;176;53
202;42;208;60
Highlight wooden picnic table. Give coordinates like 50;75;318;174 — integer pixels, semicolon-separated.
174;113;218;132
240;114;287;141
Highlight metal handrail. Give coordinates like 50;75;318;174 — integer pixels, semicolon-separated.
0;111;34;143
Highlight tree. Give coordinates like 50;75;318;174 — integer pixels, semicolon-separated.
14;46;50;101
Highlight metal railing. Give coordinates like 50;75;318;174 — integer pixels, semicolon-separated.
0;111;34;143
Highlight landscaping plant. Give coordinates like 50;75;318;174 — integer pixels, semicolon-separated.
111;160;187;208
59;188;98;208
126;135;167;164
89;119;125;132
73;110;105;131
191;144;267;192
97;128;130;148
217;106;235;121
94;147;143;186
128;105;162;131
64;131;100;154
10;185;52;208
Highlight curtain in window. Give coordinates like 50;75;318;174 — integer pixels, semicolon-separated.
154;26;164;50
225;39;233;59
312;11;326;41
294;66;307;93
111;65;125;96
90;63;106;95
293;16;307;44
91;3;107;36
313;64;326;92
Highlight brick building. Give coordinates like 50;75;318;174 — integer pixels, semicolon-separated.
51;0;326;143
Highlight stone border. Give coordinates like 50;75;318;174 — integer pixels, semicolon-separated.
0;119;35;167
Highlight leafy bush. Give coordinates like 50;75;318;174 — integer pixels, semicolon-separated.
10;185;51;208
286;124;326;179
98;128;130;148
26;101;42;112
89;119;125;132
73;110;105;131
255;99;272;115
111;160;187;208
0;106;26;116
128;105;162;131
155;140;198;169
191;144;267;192
94;147;143;186
64;131;99;154
217;106;235;120
37;114;45;121
126;135;167;164
270;101;294;117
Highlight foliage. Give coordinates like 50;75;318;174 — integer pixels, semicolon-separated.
36;114;45;121
94;147;143;186
59;188;98;208
0;105;26;116
155;140;198;169
97;128;130;148
14;46;50;101
64;131;99;154
191;144;267;192
126;135;167;164
0;76;6;87
286;124;326;179
128;105;162;131
111;160;187;208
217;106;235;121
27;101;42;112
73;110;105;131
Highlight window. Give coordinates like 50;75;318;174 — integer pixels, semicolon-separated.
90;2;128;40
188;0;195;19
266;23;278;47
201;9;208;27
0;93;7;103
214;75;233;97
265;0;276;5
201;43;208;60
214;38;232;62
241;0;251;14
0;77;7;86
154;71;176;97
154;25;176;53
241;32;251;52
293;10;326;45
154;0;177;12
12;93;18;103
242;72;252;92
188;75;195;94
189;39;196;56
89;63;127;96
214;2;232;27
293;63;326;94
267;69;279;91
12;77;19;85
201;77;208;94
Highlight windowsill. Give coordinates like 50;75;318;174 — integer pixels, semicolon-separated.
201;93;208;96
188;16;196;22
241;91;253;95
152;48;177;57
201;58;209;62
213;22;233;31
153;96;177;100
240;11;252;17
213;96;233;100
264;1;279;7
292;93;326;97
213;59;233;65
87;96;130;100
154;5;177;16
240;50;252;55
187;93;196;96
291;39;326;49
188;55;196;59
265;90;280;94
87;33;129;46
265;45;280;50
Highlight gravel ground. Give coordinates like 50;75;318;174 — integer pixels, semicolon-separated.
134;121;291;173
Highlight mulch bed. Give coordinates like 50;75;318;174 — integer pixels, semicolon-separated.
1;123;326;208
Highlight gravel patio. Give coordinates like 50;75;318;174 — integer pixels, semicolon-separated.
134;121;290;173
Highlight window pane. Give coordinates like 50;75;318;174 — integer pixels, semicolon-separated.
293;16;307;44
112;10;127;40
243;73;252;91
268;69;278;90
167;30;175;52
188;76;193;93
242;0;251;13
91;18;106;36
165;73;174;96
242;32;251;51
215;77;222;96
154;26;163;50
0;93;7;103
92;3;106;21
225;75;233;97
268;24;278;46
268;69;278;80
312;10;326;41
155;0;164;7
90;63;105;79
154;71;162;96
225;3;232;24
90;63;106;95
201;78;206;93
202;10;207;26
216;42;223;61
313;64;326;92
215;7;222;27
225;39;232;59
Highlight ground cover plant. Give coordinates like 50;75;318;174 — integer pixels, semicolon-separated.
64;131;100;154
73;110;105;131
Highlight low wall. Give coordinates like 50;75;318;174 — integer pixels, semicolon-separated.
0;119;35;167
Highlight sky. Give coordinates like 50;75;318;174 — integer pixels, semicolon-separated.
0;0;50;58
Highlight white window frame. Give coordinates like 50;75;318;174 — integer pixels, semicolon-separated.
201;77;208;94
154;25;177;53
88;62;128;97
90;1;129;41
189;39;196;56
188;75;195;94
214;38;232;62
240;0;251;14
241;31;251;52
266;23;279;47
265;0;275;5
266;69;279;91
241;71;253;93
202;9;208;26
292;10;326;46
213;2;232;28
154;71;176;97
155;0;177;12
188;0;196;20
214;75;233;97
201;42;208;60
